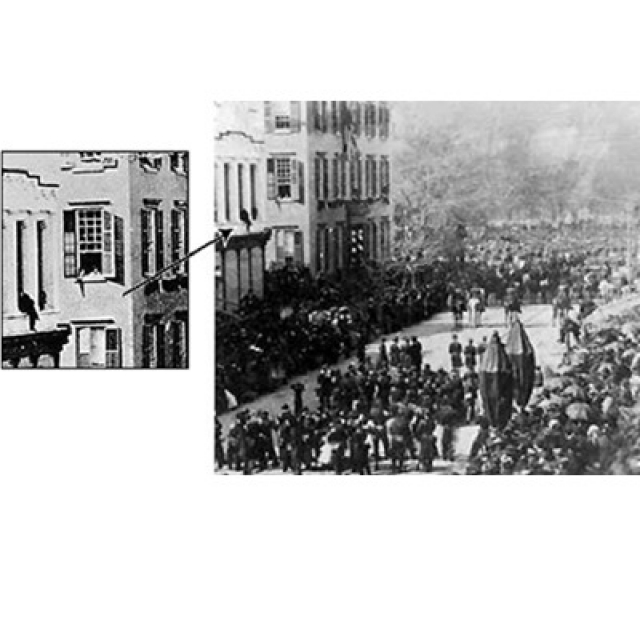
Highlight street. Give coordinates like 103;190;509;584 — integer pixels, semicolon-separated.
217;303;565;474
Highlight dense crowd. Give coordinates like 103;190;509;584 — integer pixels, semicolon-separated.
216;335;488;474
467;308;640;475
216;221;635;418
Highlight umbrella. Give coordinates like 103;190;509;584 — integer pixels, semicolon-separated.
562;384;586;399
479;332;513;429
565;402;591;421
505;319;536;409
546;377;568;391
538;395;567;411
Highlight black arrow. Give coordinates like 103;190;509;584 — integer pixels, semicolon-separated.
122;227;234;297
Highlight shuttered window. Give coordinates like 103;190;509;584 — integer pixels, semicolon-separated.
64;209;123;282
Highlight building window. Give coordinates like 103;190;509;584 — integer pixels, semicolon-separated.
77;326;121;368
340;157;348;199
312;101;323;131
36;221;46;310
238;164;245;213
275;229;303;263
315;155;322;200
63;208;122;280
275;112;291;129
351;102;361;136
250;164;258;219
139;153;162;172
379;102;390;138
381;155;390;201
371;157;378;198
141;206;164;277
276;157;292;199
171;206;187;274
330;101;340;134
350;155;363;199
142;322;166;368
332;155;340;199
170;319;188;368
320;102;328;132
16;221;25;300
224;163;231;220
366;103;378;137
322;157;329;202
170;152;188;174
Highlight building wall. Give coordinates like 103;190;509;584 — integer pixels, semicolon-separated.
214;102;269;308
129;153;189;368
2;170;62;337
54;153;135;367
263;101;311;268
264;101;392;275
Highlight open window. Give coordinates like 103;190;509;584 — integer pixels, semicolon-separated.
267;156;300;201
64;208;124;283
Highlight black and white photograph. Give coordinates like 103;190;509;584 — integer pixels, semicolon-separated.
2;151;189;368
215;101;640;475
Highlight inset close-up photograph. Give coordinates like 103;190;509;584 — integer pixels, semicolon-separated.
214;101;640;475
2;151;189;368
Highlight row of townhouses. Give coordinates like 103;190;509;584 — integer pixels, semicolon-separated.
214;101;393;311
2;152;189;368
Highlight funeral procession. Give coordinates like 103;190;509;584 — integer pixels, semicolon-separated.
214;101;640;475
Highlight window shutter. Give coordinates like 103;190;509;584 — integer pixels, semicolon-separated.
297;161;305;203
357;156;363;198
322;157;329;201
353;103;361;136
332;156;340;199
321;102;328;133
372;157;378;198
105;327;122;368
114;215;125;285
183;208;189;275
102;211;114;277
142;324;152;368
294;230;304;264
264;101;274;133
290;101;301;132
63;210;77;277
182;319;189;368
170;321;180;368
141;209;151;276
157;324;166;368
171;209;180;265
290;158;299;201
341;157;347;199
315;156;322;200
266;158;276;199
155;209;164;272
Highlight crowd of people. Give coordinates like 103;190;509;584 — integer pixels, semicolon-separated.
215;263;449;412
216;334;486;474
467;305;640;474
216;222;637;470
